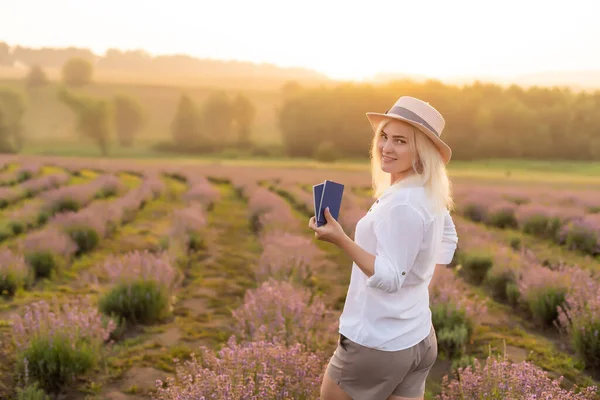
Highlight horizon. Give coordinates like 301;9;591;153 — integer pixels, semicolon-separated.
2;0;600;82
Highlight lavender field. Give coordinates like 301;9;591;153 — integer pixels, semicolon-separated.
0;155;598;400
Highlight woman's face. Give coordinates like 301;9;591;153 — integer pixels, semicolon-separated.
377;119;416;176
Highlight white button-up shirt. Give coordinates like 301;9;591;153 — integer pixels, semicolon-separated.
338;176;458;351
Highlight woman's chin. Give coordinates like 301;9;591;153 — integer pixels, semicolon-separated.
380;164;392;173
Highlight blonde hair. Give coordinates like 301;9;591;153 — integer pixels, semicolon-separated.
370;119;454;213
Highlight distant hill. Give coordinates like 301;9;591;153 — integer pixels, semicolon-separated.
0;42;331;90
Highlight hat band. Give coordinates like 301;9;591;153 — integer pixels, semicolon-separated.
386;106;439;137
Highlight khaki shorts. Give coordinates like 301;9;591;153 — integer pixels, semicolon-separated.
325;326;437;399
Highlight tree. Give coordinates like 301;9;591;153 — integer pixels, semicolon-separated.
171;94;203;149
232;94;256;147
58;88;110;155
281;81;302;99
0;42;11;66
61;57;93;87
26;64;49;88
0;87;27;152
202;92;234;146
113;95;144;147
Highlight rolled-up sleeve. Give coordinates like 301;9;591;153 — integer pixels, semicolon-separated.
365;204;424;293
437;210;458;265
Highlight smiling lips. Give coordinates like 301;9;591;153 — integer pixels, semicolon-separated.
382;155;396;162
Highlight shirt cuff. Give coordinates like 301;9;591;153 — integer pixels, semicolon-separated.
365;255;407;293
436;248;456;265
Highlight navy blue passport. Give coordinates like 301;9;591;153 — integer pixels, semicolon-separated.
316;180;344;227
313;183;324;220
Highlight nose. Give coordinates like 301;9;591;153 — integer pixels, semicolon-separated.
382;137;394;153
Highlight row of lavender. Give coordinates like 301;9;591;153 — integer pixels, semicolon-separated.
3;172;116;241
0;162;42;187
2;172;198;396
0;174;163;298
455;184;600;256
454;216;600;382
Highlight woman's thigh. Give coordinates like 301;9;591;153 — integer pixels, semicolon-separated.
320;371;353;400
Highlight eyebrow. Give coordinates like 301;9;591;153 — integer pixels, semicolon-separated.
382;130;407;139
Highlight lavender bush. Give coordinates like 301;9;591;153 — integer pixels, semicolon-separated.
20;173;70;197
458;251;494;285
40;182;98;216
169;205;208;253
431;266;486;358
20;229;77;278
109;177;162;224
557;268;600;372
0;249;32;296
485;201;518;229
93;174;124;198
153;336;323;400
558;214;600;256
50;209;108;255
8;201;44;233
517;263;571;327
437;353;597;399
11;297;116;393
0;186;23;208
246;186;296;233
182;175;220;207
232;279;336;352
99;250;181;325
257;231;321;284
15;163;42;182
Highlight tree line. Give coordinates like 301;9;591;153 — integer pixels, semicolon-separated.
0;58;257;155
3;54;600;160
0;42;326;82
277;80;600;161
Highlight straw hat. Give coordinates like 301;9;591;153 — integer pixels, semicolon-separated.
366;96;452;163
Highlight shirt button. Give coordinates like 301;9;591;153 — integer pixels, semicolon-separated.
401;271;406;275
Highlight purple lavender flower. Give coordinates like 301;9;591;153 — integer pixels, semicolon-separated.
0;249;31;295
153;336;323;399
438;353;597;399
102;250;181;290
257;231;322;283
231;279;337;352
431;265;487;319
557;267;600;370
11;296;116;351
180;174;220;207
20;228;78;263
50;209;108;240
20;172;70;196
0;186;23;207
16;162;42;181
169;205;207;252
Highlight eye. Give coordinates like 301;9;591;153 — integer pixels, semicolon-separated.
380;132;387;139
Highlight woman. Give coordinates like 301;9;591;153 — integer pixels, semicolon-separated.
309;96;458;400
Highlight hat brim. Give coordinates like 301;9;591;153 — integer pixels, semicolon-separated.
366;112;452;164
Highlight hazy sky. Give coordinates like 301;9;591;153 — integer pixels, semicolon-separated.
1;0;599;80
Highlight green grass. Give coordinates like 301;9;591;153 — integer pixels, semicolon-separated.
16;138;600;186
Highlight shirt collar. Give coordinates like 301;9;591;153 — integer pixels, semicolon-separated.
381;174;425;196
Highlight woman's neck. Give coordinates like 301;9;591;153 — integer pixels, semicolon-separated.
390;170;417;185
